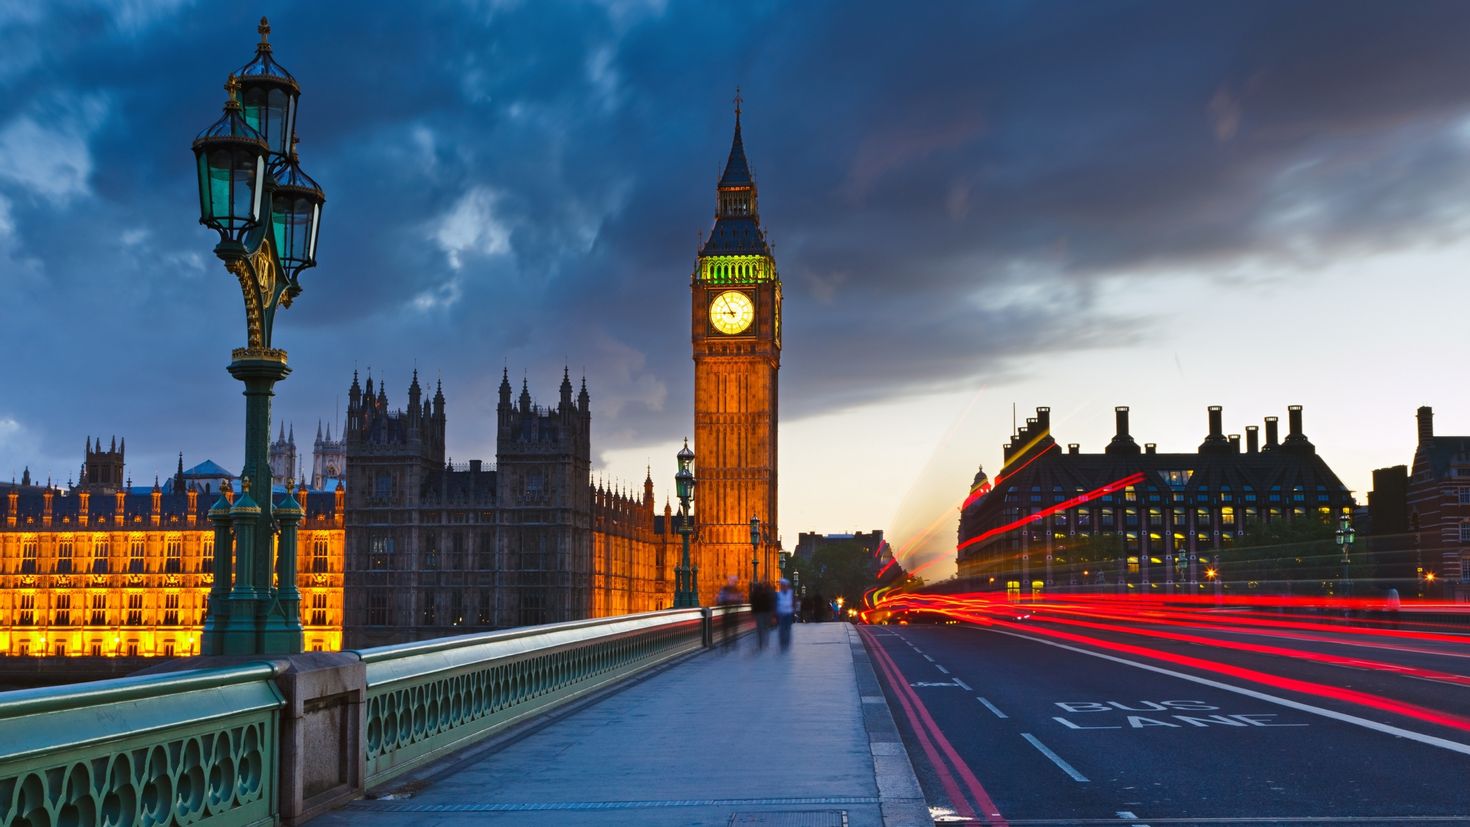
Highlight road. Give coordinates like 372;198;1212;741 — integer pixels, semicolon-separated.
861;605;1470;825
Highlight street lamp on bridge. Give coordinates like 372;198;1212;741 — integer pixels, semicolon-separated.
749;514;761;587
1335;514;1356;598
192;18;325;656
673;440;699;608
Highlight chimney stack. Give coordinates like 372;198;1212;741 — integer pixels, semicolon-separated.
1418;406;1434;443
1264;417;1279;450
1036;407;1051;432
1068;443;1079;455
1282;405;1314;452
1228;434;1240;452
1145;443;1156;454
1245;426;1259;453
1199;405;1231;453
1106;407;1141;455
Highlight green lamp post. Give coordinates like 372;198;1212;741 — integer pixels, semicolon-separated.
749;514;761;587
193;18;325;656
674;439;699;608
1335;514;1356;599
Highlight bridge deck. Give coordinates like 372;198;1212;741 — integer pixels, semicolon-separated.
313;623;927;826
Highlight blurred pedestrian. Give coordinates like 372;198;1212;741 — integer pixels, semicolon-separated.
775;578;796;651
716;575;742;651
750;580;774;649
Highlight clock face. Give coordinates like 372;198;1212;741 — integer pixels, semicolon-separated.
709;290;755;335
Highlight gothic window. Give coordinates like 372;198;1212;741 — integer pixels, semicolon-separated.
129;537;145;574
165;536;182;573
90;593;107;625
20;536;37;574
201;536;214;573
310;592;328;626
424;532;439;570
450;591;464;626
1221;507;1236;528
478;588;494;625
126;593;143;626
164;593;180;626
56;538;73;574
421;591;438;626
54;594;71;627
375;472;393;498
312;536;329;573
367;590;389;625
17;594;35;626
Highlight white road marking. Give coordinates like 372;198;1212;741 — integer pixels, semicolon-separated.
1021;732;1089;782
935;664;950;674
985;628;1470;758
953;678;973;691
1116;810;1150;827
977;697;1008;719
923;654;935;662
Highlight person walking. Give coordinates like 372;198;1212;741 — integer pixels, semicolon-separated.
775;578;796;651
750;580;774;649
716;575;742;651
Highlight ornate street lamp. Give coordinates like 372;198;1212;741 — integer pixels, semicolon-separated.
1335;514;1356;599
749;514;761;587
193;18;325;656
673;439;699;608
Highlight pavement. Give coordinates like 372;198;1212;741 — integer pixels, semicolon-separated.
313;622;932;827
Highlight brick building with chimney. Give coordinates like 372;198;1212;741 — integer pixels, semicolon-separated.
957;405;1355;595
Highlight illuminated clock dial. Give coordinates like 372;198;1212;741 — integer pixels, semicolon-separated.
709;290;755;335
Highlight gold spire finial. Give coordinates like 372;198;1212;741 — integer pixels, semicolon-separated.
258;16;271;48
733;86;742;122
242;475;251;494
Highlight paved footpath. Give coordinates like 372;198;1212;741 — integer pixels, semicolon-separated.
313;623;930;827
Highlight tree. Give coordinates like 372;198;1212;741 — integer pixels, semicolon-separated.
787;541;882;613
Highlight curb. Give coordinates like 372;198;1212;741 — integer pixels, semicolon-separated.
847;624;932;826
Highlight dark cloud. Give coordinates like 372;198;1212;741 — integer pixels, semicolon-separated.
2;0;1470;482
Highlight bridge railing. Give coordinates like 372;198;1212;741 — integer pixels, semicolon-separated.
0;664;283;827
353;607;710;787
0;606;747;826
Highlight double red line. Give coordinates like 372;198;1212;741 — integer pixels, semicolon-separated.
860;627;1010;825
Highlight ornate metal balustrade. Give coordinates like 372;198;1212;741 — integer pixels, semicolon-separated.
354;607;718;786
0;606;748;824
0;665;282;827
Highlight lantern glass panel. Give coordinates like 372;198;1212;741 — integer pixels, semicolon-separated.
250;155;265;222
307;202;320;260
272;193;317;268
241;86;293;156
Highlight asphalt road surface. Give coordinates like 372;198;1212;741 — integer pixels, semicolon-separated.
861;615;1470;826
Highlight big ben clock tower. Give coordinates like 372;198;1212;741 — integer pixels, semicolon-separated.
692;97;781;603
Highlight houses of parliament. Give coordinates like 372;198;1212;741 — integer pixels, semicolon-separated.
0;104;784;655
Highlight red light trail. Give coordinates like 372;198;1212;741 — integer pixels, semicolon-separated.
867;591;1470;736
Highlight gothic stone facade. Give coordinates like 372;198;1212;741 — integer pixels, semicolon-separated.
0;469;344;658
343;370;679;647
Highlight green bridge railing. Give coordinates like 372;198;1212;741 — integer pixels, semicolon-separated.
0;606;746;826
0;664;282;827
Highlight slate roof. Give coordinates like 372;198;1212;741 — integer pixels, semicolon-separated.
718;118;752;187
700;215;770;257
183;460;235;478
1417;436;1470;477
